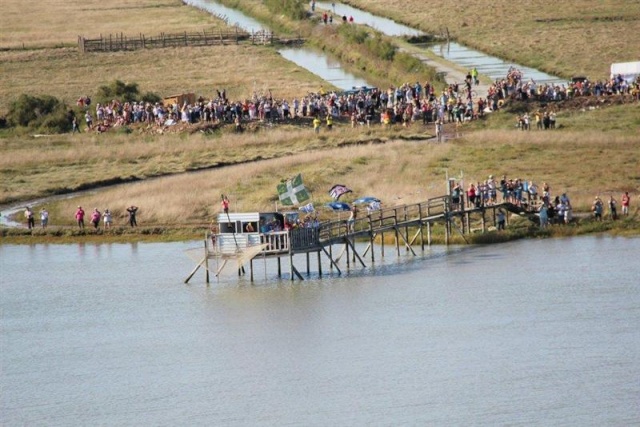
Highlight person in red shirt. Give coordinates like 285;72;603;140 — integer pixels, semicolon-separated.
621;192;630;216
75;206;85;229
221;195;230;215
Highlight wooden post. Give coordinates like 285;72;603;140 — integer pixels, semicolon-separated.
317;250;322;276
289;252;294;281
250;259;254;281
329;245;333;270
427;222;432;246
419;204;424;251
368;217;375;263
345;240;350;267
204;239;210;284
481;209;486;232
381;232;385;257
277;256;282;277
306;252;310;275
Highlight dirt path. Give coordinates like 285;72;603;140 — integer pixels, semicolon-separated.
400;45;491;100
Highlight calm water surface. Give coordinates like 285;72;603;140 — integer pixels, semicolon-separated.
2;236;639;425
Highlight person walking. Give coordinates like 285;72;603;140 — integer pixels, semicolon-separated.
75;206;85;229
90;208;102;229
24;207;35;229
40;208;49;229
313;116;321;134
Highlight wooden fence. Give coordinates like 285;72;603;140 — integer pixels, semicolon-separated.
78;29;302;53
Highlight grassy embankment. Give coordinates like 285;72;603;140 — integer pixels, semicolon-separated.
341;0;640;81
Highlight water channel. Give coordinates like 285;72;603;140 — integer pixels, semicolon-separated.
2;236;639;424
185;0;567;90
183;0;373;90
316;1;566;85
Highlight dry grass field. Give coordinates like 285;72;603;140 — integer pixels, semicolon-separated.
342;0;640;80
33;128;638;226
0;0;222;48
0;45;325;112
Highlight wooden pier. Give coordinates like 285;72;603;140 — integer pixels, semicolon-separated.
185;195;538;284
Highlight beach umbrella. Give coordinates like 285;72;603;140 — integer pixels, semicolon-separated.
325;202;351;211
353;196;381;205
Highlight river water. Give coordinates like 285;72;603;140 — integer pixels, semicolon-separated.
2;236;639;425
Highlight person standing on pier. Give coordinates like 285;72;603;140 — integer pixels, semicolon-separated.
348;205;358;233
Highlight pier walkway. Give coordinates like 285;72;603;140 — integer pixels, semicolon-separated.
185;195;538;283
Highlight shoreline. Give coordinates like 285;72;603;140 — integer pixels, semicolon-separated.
2;215;638;245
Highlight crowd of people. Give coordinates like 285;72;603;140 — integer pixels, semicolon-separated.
448;174;632;229
74;64;640;135
487;67;640;104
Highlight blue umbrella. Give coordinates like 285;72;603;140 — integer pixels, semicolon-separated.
325;202;351;211
353;196;381;205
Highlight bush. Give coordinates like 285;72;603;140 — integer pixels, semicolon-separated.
6;94;72;133
365;34;396;61
96;80;140;105
337;24;369;45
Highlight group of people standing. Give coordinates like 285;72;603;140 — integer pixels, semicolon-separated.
21;205;139;230
73;205;138;229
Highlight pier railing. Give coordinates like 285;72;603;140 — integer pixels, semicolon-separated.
317;195;450;243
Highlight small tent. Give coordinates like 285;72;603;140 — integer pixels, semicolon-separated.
610;61;640;82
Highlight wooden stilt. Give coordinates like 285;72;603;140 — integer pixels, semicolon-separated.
317;250;322;277
321;246;342;275
184;258;205;284
204;239;210;285
345;239;366;268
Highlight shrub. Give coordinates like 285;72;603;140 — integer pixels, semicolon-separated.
6;94;72;133
96;80;141;105
365;34;396;61
337;24;369;45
